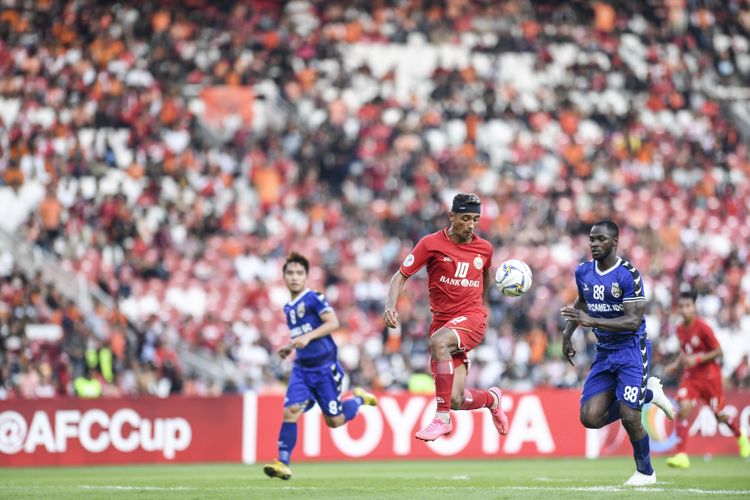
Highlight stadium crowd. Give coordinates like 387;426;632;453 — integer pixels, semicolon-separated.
1;0;750;398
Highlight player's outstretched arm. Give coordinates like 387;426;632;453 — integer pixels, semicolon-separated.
291;310;339;349
383;271;408;328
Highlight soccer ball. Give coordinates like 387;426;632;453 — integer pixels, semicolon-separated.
495;259;533;297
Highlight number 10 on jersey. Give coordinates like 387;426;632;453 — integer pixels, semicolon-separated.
454;261;469;278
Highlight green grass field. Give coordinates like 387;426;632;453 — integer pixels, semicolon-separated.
1;457;748;499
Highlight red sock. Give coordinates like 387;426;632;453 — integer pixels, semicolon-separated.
721;413;741;438
675;418;689;453
461;389;494;410
433;360;454;413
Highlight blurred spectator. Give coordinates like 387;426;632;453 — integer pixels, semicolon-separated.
0;0;749;398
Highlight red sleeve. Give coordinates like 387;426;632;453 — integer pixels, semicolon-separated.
701;321;720;350
399;237;431;277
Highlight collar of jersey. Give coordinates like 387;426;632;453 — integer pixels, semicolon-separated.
287;288;311;307
594;257;621;276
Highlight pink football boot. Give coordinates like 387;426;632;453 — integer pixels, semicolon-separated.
488;387;509;435
415;417;452;441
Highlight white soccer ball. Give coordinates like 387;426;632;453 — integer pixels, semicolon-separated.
495;259;533;297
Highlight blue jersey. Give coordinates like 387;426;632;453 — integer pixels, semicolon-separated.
574;257;646;349
284;288;337;366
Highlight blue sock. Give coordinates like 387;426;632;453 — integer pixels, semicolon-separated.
343;397;364;422
643;389;653;404
631;435;654;475
278;422;297;465
605;399;621;425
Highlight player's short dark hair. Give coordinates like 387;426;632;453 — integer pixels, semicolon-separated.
283;252;309;274
678;289;696;302
451;193;481;213
592;219;619;237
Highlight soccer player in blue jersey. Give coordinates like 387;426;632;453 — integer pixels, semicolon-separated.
560;220;674;486
263;252;377;480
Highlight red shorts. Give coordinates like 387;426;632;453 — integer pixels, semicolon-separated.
676;376;725;412
429;312;487;375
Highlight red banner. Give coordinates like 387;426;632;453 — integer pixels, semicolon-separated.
0;396;242;466
254;389;584;461
253;390;750;462
2;390;748;466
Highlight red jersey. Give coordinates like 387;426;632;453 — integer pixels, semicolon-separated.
399;229;492;322
675;317;721;381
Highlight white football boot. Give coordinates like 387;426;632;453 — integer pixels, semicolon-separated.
624;470;656;486
647;376;674;420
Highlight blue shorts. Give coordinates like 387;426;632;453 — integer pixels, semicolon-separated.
284;360;344;417
580;337;651;410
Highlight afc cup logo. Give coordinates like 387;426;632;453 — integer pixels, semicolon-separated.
473;256;483;270
0;411;27;454
403;254;415;267
611;282;622;298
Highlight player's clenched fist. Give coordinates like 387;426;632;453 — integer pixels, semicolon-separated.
383;307;399;328
277;343;293;359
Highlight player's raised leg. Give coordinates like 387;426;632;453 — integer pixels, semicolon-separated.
353;387;378;407
646;376;674;419
317;362;378;429
450;362;508;435
329;388;378;427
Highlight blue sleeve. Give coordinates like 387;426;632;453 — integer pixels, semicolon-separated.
574;264;585;298
311;292;334;317
620;262;646;303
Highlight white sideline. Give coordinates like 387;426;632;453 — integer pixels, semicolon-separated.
79;486;195;491
498;486;750;495
69;485;749;495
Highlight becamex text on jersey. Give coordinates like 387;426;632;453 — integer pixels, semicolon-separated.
283;288;337;366
575;257;646;349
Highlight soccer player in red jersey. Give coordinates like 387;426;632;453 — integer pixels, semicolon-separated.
383;193;508;442
664;290;750;468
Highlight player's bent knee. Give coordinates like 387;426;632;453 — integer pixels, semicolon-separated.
429;337;448;355
579;408;604;429
579;414;604;429
429;330;456;358
283;404;305;421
